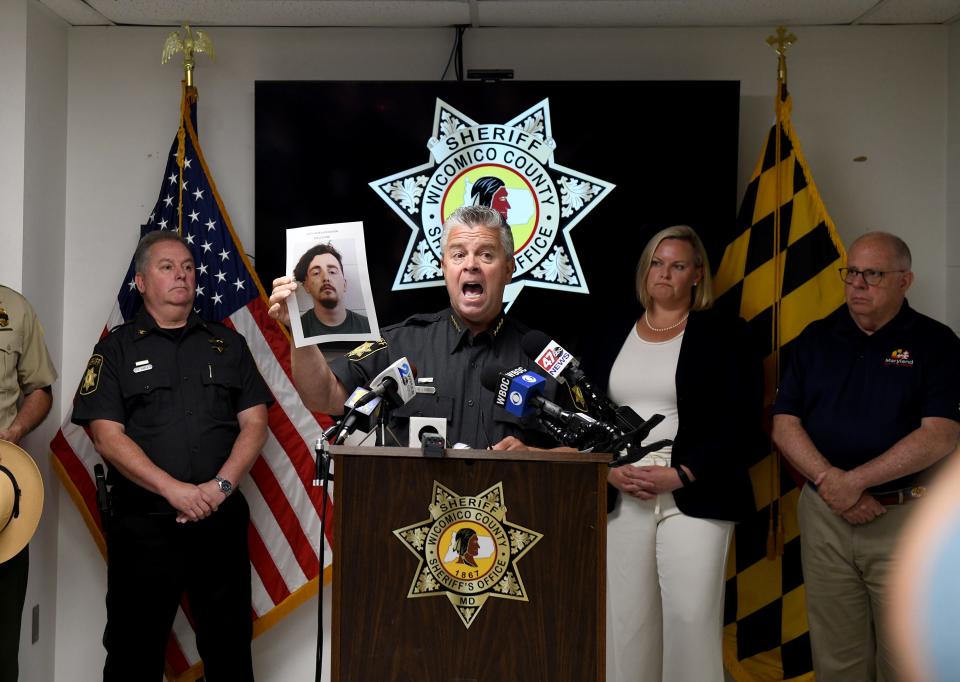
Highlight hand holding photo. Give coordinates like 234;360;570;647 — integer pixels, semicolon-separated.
285;222;379;346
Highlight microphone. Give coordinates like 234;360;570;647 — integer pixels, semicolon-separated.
521;330;617;421
323;386;384;446
521;330;580;384
480;364;608;445
480;363;673;465
521;331;660;447
355;356;417;409
335;386;384;442
491;366;548;418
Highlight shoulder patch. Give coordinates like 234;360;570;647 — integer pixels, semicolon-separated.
346;338;388;361
80;354;104;396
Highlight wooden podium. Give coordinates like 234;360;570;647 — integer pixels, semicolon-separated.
330;446;608;681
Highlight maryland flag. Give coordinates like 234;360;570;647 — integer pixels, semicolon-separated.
715;77;847;679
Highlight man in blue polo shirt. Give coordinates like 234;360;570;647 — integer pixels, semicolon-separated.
773;231;960;681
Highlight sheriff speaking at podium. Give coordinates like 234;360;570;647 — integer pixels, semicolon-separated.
269;205;563;449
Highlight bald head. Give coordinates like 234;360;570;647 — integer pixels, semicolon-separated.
850;232;912;271
844;231;914;334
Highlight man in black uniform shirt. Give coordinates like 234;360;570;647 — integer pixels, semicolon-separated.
293;242;370;336
72;231;272;682
269;205;556;448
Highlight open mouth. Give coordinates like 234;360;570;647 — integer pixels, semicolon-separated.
462;282;484;299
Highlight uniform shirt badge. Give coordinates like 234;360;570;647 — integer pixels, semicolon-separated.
80;355;104;395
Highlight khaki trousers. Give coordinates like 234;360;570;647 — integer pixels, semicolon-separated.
797;485;911;682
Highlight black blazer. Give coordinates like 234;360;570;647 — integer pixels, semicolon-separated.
580;306;765;522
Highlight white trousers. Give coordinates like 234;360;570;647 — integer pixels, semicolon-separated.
606;489;733;682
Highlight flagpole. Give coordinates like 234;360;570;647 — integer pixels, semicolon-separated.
176;93;186;236
765;26;796;559
162;24;214;237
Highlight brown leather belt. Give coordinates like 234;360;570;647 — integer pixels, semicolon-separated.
871;486;927;505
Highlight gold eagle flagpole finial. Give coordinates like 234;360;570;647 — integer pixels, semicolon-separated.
766;26;797;88
161;23;215;87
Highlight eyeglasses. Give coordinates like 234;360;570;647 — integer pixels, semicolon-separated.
838;267;906;286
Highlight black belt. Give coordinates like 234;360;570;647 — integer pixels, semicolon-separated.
871;486;927;505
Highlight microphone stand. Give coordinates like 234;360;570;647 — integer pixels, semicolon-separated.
310;385;413;680
534;409;673;468
378;404;386;446
374;402;403;447
313;433;334;682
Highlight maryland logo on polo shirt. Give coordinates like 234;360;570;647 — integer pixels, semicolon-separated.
885;348;914;367
393;481;542;628
369;99;614;309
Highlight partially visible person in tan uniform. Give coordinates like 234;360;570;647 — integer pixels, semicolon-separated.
0;285;57;682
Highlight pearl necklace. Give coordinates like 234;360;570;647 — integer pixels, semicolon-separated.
643;311;689;333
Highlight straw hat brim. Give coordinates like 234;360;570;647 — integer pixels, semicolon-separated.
0;439;44;564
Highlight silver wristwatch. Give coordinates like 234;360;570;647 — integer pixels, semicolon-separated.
214;476;233;496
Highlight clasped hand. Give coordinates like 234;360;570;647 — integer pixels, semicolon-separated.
164;479;227;523
608;465;681;500
814;467;885;525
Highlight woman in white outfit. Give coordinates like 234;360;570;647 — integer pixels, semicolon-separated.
581;225;765;682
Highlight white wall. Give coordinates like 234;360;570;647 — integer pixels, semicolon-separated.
948;21;960;334
0;0;27;288
10;2;69;682
47;23;953;682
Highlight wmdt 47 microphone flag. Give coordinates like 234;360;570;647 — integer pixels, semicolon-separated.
50;84;334;682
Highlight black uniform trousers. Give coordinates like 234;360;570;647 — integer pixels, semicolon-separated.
0;545;28;682
103;493;253;682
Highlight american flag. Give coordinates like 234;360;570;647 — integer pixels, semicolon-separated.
50;85;332;682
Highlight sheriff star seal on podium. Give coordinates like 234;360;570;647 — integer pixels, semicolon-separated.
393;481;543;628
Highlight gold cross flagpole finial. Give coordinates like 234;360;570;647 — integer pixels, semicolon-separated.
161;23;216;87
766;26;797;87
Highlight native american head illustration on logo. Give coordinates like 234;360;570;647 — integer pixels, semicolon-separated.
463;173;538;228
452;527;480;566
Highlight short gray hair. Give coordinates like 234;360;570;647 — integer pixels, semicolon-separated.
440;205;514;257
134;231;191;274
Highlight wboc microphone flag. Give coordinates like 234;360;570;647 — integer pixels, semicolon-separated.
493;368;546;418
